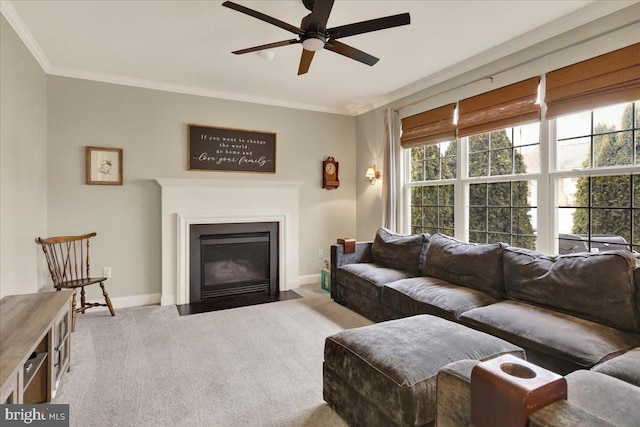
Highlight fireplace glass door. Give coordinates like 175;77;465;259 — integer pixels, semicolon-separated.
190;222;278;302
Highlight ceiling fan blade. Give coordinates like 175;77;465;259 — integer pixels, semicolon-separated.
309;0;335;29
325;40;379;66
232;39;300;55
222;1;304;36
298;49;316;75
327;13;410;40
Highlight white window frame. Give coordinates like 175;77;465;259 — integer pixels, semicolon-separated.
404;130;545;250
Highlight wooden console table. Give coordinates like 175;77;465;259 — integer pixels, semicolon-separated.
0;291;72;404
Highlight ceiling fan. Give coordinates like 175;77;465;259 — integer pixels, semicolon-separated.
221;0;410;75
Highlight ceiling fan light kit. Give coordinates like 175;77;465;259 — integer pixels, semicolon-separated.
222;0;410;75
302;36;325;52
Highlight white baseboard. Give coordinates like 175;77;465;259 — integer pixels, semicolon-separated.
161;295;176;306
287;279;301;290
298;274;321;285
91;293;162;311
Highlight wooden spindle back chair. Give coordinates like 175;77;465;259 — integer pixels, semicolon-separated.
37;232;115;331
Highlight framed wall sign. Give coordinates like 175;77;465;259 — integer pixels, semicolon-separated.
86;146;123;185
188;124;276;173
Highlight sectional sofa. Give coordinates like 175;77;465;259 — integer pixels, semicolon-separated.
330;228;640;375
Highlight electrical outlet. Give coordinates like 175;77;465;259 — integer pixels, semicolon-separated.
318;249;324;258
102;267;112;278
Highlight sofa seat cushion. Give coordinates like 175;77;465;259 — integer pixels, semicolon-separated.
337;263;414;302
529;370;640;427
459;300;640;370
382;277;499;321
423;233;505;299
371;228;428;276
323;315;524;427
503;246;639;333
592;347;640;387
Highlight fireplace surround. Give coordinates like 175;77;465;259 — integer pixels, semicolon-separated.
157;178;303;306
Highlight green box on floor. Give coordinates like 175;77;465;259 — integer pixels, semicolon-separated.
321;268;331;292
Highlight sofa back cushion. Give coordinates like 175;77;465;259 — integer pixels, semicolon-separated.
371;228;427;275
503;246;639;333
423;233;505;298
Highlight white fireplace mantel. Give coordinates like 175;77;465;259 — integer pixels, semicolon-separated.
156;178;304;306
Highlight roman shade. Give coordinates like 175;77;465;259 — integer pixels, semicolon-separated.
545;43;640;118
457;77;541;137
400;104;456;148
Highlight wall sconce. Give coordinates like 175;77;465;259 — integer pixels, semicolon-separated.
365;165;381;185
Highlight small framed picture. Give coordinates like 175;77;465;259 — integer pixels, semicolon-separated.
86;146;123;185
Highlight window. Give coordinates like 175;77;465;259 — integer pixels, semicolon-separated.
405;78;541;249
409;141;456;235
469;180;537;248
465;123;539;249
468;124;540;177
558;174;639;254
410;184;454;235
555;100;640;255
557;102;640;170
401;44;639;255
410;141;456;181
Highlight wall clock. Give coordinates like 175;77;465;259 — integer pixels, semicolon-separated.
323;157;340;190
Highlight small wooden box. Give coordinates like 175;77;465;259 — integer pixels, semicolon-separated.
321;268;331;292
471;354;567;427
337;238;356;254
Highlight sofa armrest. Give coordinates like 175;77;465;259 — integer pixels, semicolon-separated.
436;359;479;427
330;242;373;299
437;361;626;427
529;401;616;427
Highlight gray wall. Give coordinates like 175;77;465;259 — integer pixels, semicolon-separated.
0;16;48;298
46;76;356;301
355;110;385;241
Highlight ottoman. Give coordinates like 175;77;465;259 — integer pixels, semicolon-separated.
323;315;525;427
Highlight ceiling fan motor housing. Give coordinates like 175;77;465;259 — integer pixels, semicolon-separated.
302;0;316;12
300;18;327;50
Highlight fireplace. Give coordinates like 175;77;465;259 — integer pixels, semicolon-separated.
189;222;279;303
157;178;302;306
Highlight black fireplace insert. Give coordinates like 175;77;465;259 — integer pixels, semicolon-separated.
189;222;279;303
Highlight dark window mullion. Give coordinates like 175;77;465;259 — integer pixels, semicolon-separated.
590;112;595;169
509;182;514;237
511;128;516;175
630;174;635;248
634;103;638;166
485;183;490;240
587;178;593;252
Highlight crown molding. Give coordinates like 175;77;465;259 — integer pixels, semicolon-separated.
1;0;51;72
348;0;638;116
47;66;352;116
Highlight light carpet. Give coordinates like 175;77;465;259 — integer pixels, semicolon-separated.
53;285;372;427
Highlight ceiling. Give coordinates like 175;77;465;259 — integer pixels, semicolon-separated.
2;1;634;115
